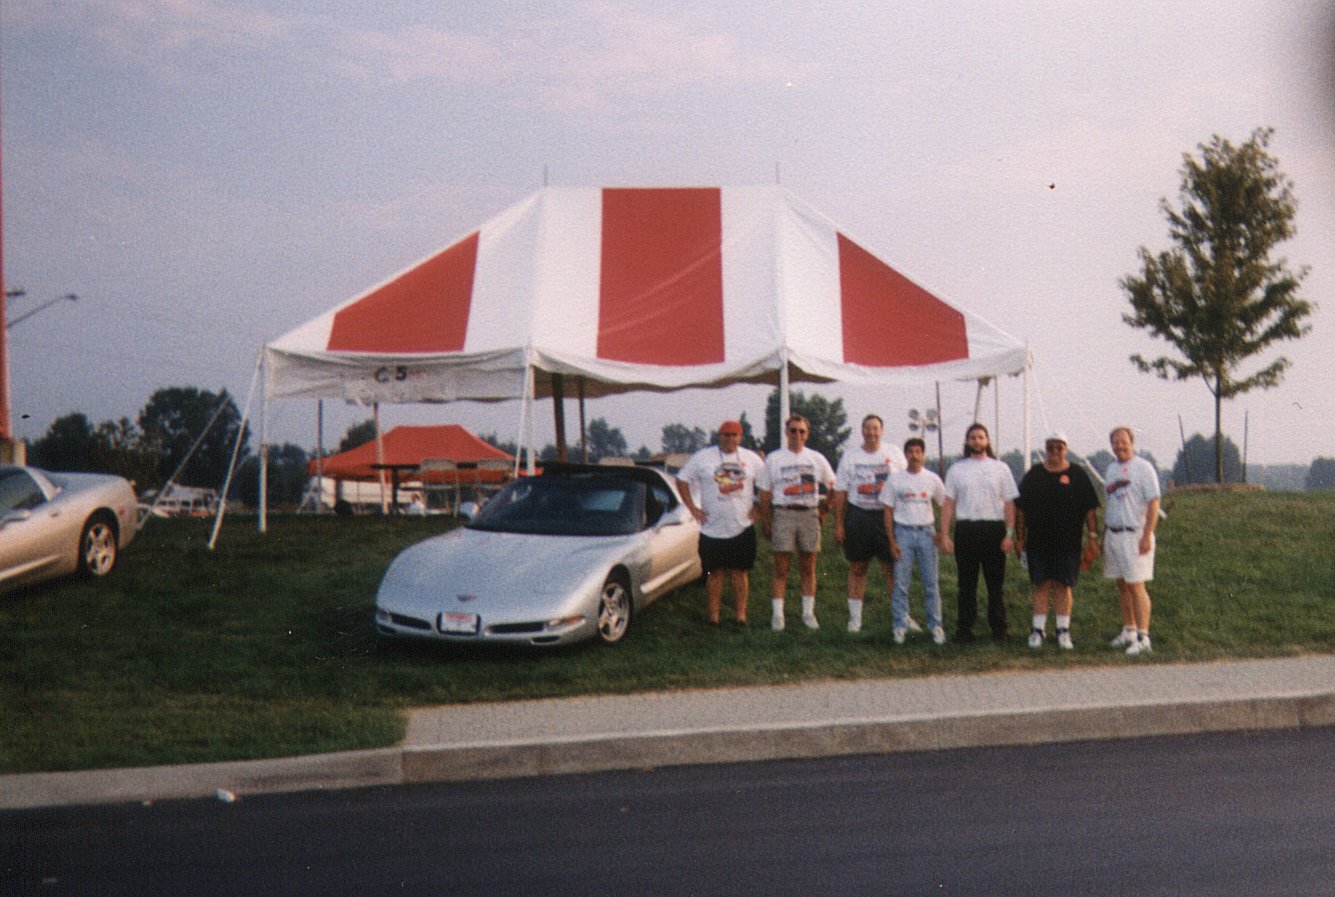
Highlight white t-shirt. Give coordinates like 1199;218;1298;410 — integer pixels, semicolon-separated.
1103;454;1160;529
757;447;836;510
943;456;1019;521
675;445;765;539
880;468;946;527
835;443;907;512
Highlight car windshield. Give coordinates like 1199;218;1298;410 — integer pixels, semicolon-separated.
468;475;647;536
0;468;49;514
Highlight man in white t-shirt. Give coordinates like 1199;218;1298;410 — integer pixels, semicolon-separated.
1101;425;1162;655
675;420;765;626
940;423;1019;643
832;413;910;633
880;437;947;645
757;414;836;631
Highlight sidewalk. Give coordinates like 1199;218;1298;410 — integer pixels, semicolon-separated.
4;655;1333;810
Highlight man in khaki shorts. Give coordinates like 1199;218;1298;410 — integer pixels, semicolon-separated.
758;414;836;631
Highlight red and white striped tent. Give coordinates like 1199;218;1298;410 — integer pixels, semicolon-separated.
264;186;1028;410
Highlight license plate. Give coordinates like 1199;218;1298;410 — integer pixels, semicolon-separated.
439;612;480;635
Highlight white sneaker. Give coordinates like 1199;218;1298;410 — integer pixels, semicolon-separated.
893;628;907;644
1057;629;1074;650
1126;634;1152;655
771;612;785;631
802;612;820;630
1028;628;1044;649
931;626;947;645
907;617;923;632
1110;629;1136;648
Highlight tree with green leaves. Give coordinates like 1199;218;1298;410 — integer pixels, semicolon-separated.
339;419;377;452
661;423;708;455
585;417;628;462
762;389;850;469
137;386;250;489
1121;127;1313;483
1172;433;1244;486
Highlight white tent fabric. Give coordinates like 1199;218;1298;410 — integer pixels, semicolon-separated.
263;186;1028;405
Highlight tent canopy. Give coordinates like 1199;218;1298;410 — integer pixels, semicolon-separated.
313;424;514;483
264;186;1027;405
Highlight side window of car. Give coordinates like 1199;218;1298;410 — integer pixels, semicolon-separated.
650;481;677;510
0;471;47;514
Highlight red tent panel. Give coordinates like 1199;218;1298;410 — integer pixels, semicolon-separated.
312;424;513;482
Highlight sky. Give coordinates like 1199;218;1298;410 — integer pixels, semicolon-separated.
3;0;1334;469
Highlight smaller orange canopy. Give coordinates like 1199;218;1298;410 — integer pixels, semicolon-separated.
311;424;514;483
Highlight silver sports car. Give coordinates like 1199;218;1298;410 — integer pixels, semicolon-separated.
375;464;702;647
0;464;139;594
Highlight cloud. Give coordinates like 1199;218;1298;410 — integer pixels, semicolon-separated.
20;1;783;112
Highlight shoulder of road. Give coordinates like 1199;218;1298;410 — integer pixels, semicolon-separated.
4;654;1333;810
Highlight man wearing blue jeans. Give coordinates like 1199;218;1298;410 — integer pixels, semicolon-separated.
880;438;947;645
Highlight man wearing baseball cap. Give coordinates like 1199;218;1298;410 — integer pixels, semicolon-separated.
675;420;766;625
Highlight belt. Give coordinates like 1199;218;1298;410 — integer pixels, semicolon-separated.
1106;525;1138;533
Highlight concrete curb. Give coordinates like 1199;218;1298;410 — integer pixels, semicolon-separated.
5;676;1332;810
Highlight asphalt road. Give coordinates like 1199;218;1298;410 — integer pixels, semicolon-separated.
4;727;1332;897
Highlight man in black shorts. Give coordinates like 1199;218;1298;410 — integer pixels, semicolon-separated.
675;421;766;625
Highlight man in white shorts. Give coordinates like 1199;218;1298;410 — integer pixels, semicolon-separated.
757;414;836;631
1102;426;1161;655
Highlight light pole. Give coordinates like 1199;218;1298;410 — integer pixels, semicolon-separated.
5;291;78;330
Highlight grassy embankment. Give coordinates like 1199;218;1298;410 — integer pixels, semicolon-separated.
2;490;1331;774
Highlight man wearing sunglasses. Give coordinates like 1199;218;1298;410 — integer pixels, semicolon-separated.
757;414;836;631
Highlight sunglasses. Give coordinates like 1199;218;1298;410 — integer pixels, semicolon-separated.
787;427;808;435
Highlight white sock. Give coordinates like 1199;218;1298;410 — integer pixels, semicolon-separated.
1032;613;1047;633
802;595;816;616
847;598;863;625
1056;615;1071;631
772;599;785;617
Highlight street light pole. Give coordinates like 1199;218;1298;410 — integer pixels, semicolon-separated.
5;292;78;330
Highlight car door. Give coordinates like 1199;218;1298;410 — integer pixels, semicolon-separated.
0;468;72;590
640;478;701;598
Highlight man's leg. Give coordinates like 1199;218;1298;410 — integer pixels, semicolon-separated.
771;551;792;630
846;559;869;632
954;525;981;641
981;527;1008;639
730;569;750;623
705;570;724;624
798;551;820;628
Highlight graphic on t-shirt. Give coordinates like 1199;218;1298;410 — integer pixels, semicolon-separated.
779;463;817;496
1106;478;1131;496
713;462;748;496
853;462;890;496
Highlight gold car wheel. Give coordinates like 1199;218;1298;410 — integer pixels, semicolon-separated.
80;518;119;578
597;575;632;644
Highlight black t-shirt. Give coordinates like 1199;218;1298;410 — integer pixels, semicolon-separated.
1017;463;1100;556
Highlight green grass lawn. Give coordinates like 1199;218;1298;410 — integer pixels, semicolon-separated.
2;491;1332;774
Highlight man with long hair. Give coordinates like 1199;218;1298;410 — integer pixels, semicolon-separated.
939;423;1018;643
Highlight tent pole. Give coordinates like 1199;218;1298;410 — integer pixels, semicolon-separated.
1023;345;1033;466
578;376;588;463
994;376;1001;453
551;372;567;461
373;403;387;513
315;400;325;513
935;381;945;476
523;363;536;475
258;357;268;534
779;349;791;429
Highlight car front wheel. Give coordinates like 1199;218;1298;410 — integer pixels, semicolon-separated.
79;515;119;578
596;573;632;645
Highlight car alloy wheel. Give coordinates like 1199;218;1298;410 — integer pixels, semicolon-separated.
79;517;119;578
597;574;632;644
